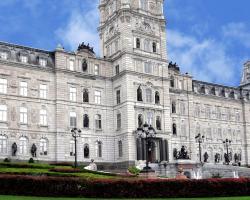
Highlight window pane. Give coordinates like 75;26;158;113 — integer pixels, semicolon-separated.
0;78;7;94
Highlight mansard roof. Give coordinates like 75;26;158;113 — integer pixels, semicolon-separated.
0;41;55;68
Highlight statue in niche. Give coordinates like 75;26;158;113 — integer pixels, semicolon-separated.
203;152;209;162
11;107;16;121
234;153;239;163
173;148;178;160
215;153;220;163
12;143;17;156
82;59;88;71
84;145;89;158
137;86;143;101
83;89;89;103
31;144;37;157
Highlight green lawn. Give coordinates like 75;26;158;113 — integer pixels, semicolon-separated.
0;196;250;200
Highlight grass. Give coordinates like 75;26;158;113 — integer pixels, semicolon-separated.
0;196;250;200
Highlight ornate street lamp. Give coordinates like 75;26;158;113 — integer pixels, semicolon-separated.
136;122;156;173
71;128;81;168
223;138;232;165
195;133;205;163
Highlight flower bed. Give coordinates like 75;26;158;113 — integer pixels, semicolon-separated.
0;175;249;198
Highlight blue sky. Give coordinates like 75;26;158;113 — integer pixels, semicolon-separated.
0;0;249;86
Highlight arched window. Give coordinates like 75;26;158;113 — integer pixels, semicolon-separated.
96;141;102;158
95;114;102;129
0;105;7;122
83;114;89;128
146;88;152;103
200;86;205;94
137;86;143;101
172;101;176;113
210;87;216;95
170;76;175;88
0;135;7;154
19;137;28;155
172;123;177;135
40;109;47;126
152;42;157;53
83;89;89;103
138;114;143;128
220;89;225;97
229;91;235;99
136;38;140;49
84;144;89;158
156;116;161;130
118;141;123;157
155;91;160;104
39;138;48;155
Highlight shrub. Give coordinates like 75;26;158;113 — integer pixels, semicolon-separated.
28;158;34;164
3;158;10;163
0;175;249;198
128;166;141;175
49;168;81;173
0;162;53;169
212;172;222;178
49;162;73;167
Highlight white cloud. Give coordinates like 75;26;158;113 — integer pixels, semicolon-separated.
56;0;100;55
222;22;250;48
167;29;241;86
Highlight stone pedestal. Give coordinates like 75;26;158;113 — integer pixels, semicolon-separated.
174;159;201;179
139;168;157;179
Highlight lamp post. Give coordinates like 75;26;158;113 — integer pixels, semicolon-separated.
71;128;81;168
223;138;231;165
195;133;205;163
136;122;156;173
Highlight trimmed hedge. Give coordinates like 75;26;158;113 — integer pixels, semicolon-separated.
0;175;249;198
0;162;53;169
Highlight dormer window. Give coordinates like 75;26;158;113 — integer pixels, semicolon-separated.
20;55;28;63
0;52;7;60
69;60;74;71
39;58;47;67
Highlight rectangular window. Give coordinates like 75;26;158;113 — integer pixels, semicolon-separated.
95;115;102;129
147;112;153;125
0;52;7;60
20;81;28;96
144;62;152;74
40;109;47;126
116;90;120;104
70;141;75;156
117;113;121;130
39;58;47;67
39;84;47;99
0;105;7;122
20;107;28;124
69;87;77;102
0;78;7;94
20;55;28;63
69;112;77;127
94;64;100;75
94;91;101;104
115;65;120;75
69;60;74;71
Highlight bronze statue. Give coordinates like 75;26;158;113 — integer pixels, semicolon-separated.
31;144;37;157
137;86;143;101
82;59;88;71
173;146;190;160
84;145;89;158
204;152;209;162
12;142;17;156
215;153;220;163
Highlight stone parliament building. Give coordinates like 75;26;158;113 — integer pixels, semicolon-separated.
0;0;250;172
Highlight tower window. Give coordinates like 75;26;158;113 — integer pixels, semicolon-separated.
140;0;148;10
136;38;140;49
152;42;157;53
116;90;121;104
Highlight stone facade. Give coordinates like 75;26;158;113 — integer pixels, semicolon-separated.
0;0;249;169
